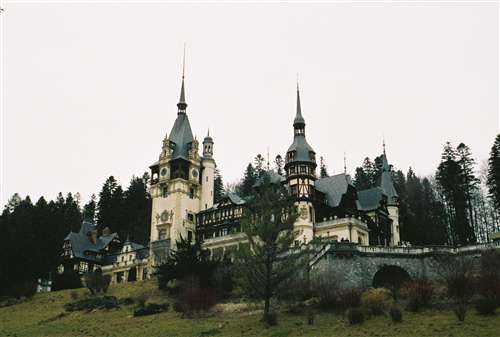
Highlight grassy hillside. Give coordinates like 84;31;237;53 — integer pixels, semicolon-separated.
1;281;499;337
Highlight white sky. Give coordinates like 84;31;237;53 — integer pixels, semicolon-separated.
1;1;499;206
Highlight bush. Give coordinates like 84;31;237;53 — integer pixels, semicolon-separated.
83;268;111;295
173;301;183;312
70;290;79;300
401;279;434;312
361;288;393;315
307;308;315;325
346;308;365;325
310;270;342;311
263;311;278;326
180;287;216;314
133;303;170;317
64;296;119;312
285;302;306;315
52;271;82;291
118;297;135;306
336;288;362;312
442;258;475;304
454;304;466;322
7;281;37;299
389;306;403;323
475;298;498;316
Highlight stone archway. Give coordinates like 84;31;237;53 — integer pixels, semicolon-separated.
373;265;410;289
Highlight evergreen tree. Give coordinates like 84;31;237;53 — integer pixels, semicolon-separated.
362;157;377;186
214;169;225;204
234;176;302;321
354;167;371;190
487;134;500;212
436;142;474;245
83;194;97;222
97;176;124;235
254;154;265;178
319;156;329;178
274;155;284;176
238;163;257;197
456;143;480;233
123;173;151;244
64;193;82;232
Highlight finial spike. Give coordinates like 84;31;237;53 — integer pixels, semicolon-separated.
207;128;210;137
182;43;186;79
382;134;386;155
296;73;299;91
343;152;347;174
267;147;270;171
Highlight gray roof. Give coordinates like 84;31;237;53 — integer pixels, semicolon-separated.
65;221;118;261
378;153;398;205
294;87;305;126
315;173;353;207
168;112;194;160
227;192;246;205
357;187;385;211
287;135;315;162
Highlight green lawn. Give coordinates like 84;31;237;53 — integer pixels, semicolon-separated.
1;281;499;337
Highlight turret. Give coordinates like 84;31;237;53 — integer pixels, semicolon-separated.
284;83;316;244
378;141;400;246
201;130;215;211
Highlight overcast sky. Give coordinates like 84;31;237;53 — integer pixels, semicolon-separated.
1;1;498;206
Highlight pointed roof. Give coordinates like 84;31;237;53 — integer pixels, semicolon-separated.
378;151;398;205
177;78;187;111
287;83;315;164
294;84;305;126
168;112;194;160
316;173;354;207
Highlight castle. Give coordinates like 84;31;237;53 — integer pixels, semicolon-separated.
59;65;401;284
148;70;400;265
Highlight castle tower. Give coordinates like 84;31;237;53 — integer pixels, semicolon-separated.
148;57;213;264
379;142;400;246
284;84;317;244
200;130;215;211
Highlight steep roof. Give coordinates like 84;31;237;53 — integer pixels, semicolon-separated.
356;187;385;211
168;112;194;160
315;173;353;207
65;221;118;261
378;153;398;205
254;170;286;187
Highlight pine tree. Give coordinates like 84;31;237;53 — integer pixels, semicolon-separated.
319;156;329;178
83;194;97;222
436;142;473;245
97;176;124;235
274;155;284;176
354;167;371;190
487;134;500;212
64;193;82;232
456;143;479;239
123;173;151;244
254;154;266;178
214;169;225;203
238;163;257;197
235;176;302;321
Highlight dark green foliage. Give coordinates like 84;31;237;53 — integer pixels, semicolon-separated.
237;163;257;197
83;268;111;295
234;174;301;320
64;296;119;312
274;155;284;176
436;142;476;245
307;308;315;325
254;154;266;177
487;134;500;211
133;303;169;317
319;156;328;178
213;169;225;204
173;301;183;312
0;195;71;297
212;259;234;300
475;298;498;315
83;194;97;222
389;305;403;323
179;287;216;314
52;271;82;291
156;236;218;292
454;304;467;322
262;311;278;326
346;308;365;325
118;297;135;305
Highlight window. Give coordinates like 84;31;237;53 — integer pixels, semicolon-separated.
158;229;166;240
290;166;296;174
162;185;168;197
222;228;228;236
300;165;306;173
291;184;298;195
187;213;194;222
189;188;195;199
188;231;193;241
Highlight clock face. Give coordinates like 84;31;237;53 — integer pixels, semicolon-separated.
160;167;168;177
192;169;199;178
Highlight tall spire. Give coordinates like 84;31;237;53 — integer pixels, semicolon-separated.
177;44;187;113
294;80;305;127
344;152;347;174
